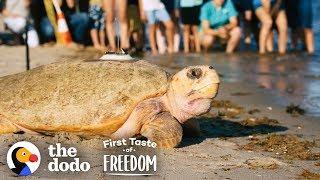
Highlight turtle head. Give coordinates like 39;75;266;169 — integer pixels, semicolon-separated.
166;66;220;123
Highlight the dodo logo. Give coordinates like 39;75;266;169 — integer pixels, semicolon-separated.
7;141;41;176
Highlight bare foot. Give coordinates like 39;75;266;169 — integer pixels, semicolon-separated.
151;49;158;55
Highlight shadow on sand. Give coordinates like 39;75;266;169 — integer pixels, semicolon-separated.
179;117;288;148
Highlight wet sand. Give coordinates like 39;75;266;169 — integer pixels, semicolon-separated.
0;46;319;179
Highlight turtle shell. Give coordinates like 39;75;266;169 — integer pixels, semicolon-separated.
0;59;169;136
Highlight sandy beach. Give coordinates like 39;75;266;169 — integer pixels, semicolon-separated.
0;46;319;179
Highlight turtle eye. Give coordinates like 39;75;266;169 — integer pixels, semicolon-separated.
22;152;26;156
187;68;202;79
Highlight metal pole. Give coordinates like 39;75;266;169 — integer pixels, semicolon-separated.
25;19;30;70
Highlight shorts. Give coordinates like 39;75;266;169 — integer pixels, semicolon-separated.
180;5;201;25
298;0;313;28
285;0;312;29
88;5;105;30
145;8;171;25
252;0;285;12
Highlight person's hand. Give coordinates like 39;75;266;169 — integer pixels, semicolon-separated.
174;9;180;19
140;11;147;22
217;27;228;39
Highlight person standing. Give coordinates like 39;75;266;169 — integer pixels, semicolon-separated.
285;0;314;54
180;0;203;53
253;0;288;54
200;0;241;53
103;0;129;51
139;0;174;54
89;0;106;50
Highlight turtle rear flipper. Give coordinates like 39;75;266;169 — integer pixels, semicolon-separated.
140;112;183;148
0;114;41;135
0;115;19;134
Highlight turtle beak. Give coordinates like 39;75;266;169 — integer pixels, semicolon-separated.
198;68;220;99
29;154;38;162
199;83;219;99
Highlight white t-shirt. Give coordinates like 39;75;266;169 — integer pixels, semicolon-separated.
141;0;165;11
5;0;29;18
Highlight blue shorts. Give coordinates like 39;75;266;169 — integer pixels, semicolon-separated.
89;5;105;30
252;0;285;12
145;8;171;25
298;0;313;28
285;0;312;29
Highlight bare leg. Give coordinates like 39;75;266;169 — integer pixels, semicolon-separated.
226;27;241;53
255;8;273;54
156;25;166;54
191;25;201;53
266;31;274;52
163;20;174;53
304;28;314;54
276;10;288;54
117;0;129;49
290;28;300;50
104;0;116;51
99;29;106;48
141;112;182;148
149;24;158;54
201;34;214;52
90;29;101;49
183;25;191;53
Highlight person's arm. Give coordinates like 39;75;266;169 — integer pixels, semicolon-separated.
24;0;31;7
224;16;238;30
244;10;252;21
66;0;75;8
224;0;239;30
138;0;146;21
202;20;218;36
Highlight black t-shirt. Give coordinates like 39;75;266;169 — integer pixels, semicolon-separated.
231;0;253;12
61;0;89;16
128;0;138;6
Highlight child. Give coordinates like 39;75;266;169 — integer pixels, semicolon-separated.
253;0;288;54
180;0;203;53
89;0;106;50
139;0;174;54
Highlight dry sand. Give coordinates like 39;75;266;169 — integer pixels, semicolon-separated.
0;46;319;179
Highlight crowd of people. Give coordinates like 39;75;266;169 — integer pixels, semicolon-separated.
0;0;315;54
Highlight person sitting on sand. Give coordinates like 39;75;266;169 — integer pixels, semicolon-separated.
253;0;288;54
2;0;39;47
199;0;242;53
61;0;90;46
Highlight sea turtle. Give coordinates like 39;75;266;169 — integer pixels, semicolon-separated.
0;59;219;148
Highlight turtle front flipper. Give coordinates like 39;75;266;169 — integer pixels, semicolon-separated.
140;112;183;148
